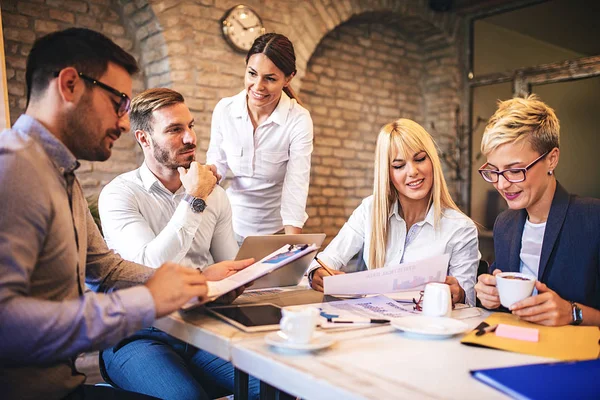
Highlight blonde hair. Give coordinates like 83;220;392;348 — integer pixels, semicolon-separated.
481;94;560;156
369;119;461;269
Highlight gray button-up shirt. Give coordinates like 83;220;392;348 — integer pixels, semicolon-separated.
0;115;156;400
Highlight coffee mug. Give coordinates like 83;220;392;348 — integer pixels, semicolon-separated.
279;306;320;344
422;282;452;317
496;272;536;308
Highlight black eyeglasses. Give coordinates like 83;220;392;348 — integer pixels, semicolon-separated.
78;73;130;117
478;151;549;183
53;71;131;117
413;291;424;312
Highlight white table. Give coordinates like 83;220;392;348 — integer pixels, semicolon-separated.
231;319;550;400
153;286;327;398
153;286;325;359
155;289;551;400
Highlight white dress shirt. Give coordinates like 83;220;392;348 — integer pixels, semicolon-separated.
308;196;480;305
99;163;238;270
207;90;313;237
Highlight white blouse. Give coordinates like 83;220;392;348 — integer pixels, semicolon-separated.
207;90;313;238
308;196;480;305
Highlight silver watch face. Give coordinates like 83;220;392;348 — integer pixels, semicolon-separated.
191;198;206;213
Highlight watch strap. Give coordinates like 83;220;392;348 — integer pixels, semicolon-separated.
570;301;583;325
183;194;206;213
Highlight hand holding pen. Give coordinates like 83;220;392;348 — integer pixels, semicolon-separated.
309;257;345;292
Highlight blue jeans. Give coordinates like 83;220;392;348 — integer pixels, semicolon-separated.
100;328;260;400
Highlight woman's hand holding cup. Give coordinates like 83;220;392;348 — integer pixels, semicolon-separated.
475;269;503;309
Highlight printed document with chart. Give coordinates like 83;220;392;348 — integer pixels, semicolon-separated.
323;254;450;295
182;244;318;310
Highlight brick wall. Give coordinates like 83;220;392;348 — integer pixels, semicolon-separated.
2;0;465;239
302;21;426;239
301;17;462;242
1;0;150;193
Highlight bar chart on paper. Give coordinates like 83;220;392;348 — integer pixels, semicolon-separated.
324;254;450;295
392;271;444;291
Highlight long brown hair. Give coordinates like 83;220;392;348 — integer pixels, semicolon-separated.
246;33;301;104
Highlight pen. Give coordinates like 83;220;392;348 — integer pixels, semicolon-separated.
475;324;498;336
315;257;336;276
331;318;390;324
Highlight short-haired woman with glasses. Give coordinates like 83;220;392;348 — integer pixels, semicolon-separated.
475;95;600;327
308;119;480;306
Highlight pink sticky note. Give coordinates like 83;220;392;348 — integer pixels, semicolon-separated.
495;324;539;342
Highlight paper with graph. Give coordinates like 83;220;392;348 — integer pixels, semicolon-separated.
323;254;450;295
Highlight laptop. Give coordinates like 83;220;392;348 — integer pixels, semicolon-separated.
235;233;326;289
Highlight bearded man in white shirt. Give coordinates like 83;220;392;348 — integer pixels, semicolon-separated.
98;88;260;399
99;88;238;270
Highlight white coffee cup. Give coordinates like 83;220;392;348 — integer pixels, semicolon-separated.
496;272;536;308
279;306;320;344
422;282;452;317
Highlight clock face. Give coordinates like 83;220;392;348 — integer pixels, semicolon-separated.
221;5;265;53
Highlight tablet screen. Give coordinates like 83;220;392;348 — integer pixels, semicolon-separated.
209;304;282;327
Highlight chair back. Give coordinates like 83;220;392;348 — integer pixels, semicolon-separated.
475;260;490;308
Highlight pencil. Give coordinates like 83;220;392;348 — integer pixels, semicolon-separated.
315;257;336;276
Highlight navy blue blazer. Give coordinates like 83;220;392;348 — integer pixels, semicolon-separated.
491;183;600;310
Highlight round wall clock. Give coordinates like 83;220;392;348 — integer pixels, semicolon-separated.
221;5;266;53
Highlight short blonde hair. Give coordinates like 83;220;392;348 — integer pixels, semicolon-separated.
481;94;560;156
369;119;461;269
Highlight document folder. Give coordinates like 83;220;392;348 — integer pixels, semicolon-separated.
461;312;600;361
471;359;600;400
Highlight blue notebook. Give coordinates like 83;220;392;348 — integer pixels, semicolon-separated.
471;359;600;400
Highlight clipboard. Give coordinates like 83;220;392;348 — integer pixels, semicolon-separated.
461;312;600;361
182;244;319;311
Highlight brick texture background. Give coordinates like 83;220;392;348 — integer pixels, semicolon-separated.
2;0;465;243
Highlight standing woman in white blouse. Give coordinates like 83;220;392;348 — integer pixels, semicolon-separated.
207;33;313;241
309;119;480;305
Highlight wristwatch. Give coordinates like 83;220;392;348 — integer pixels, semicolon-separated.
570;301;583;325
183;194;206;213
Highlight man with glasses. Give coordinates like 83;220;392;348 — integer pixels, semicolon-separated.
475;94;600;327
0;28;253;399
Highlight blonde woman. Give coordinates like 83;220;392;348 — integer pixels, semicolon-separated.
308;119;479;305
475;95;600;326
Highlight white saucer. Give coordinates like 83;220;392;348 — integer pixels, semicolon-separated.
391;316;469;339
265;331;335;351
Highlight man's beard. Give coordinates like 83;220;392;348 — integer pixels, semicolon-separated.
65;92;119;161
151;137;196;170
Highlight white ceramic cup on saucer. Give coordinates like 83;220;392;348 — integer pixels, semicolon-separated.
496;272;536;308
422;282;452;317
279;307;320;344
